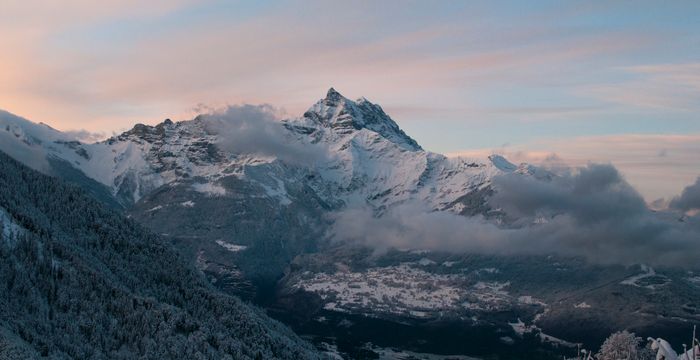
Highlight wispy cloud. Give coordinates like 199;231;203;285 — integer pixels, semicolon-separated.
670;177;700;213
0;1;691;134
580;62;700;110
199;104;331;166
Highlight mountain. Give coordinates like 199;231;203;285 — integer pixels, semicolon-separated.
300;87;422;151
0;90;514;212
0;150;321;359
2;89;699;359
0;90;517;286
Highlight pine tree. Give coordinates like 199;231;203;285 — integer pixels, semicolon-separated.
596;331;645;360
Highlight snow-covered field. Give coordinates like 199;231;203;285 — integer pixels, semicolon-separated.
215;240;248;253
291;264;529;317
509;319;576;347
620;265;670;290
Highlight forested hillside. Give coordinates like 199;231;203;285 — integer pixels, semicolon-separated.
0;151;320;359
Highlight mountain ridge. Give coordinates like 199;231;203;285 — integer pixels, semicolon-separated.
0;88;516;212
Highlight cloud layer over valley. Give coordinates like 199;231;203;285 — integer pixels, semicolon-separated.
329;164;700;267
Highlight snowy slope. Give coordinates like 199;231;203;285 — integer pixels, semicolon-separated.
0;110;86;173
282;88;518;214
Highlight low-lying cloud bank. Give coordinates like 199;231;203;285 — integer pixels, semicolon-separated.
329;164;700;267
670;177;700;213
199;104;329;166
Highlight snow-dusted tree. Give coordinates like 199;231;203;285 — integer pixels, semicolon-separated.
596;331;646;360
0;151;322;359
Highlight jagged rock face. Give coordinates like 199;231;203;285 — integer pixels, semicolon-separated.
301;88;422;151
98;117;231;204
110;117;224;169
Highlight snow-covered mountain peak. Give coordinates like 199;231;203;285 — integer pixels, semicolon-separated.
302;88;422;151
324;87;345;103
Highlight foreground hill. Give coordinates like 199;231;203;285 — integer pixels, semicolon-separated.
0;151;320;359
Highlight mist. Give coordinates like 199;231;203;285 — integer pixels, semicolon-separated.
329;164;700;267
670;177;700;213
198;104;330;166
63;129;107;143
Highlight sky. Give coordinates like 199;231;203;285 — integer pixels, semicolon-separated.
1;0;699;201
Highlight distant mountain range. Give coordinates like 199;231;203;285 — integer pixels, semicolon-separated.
0;88;521;213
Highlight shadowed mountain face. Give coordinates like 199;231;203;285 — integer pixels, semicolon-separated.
1;89;699;359
0;151;320;359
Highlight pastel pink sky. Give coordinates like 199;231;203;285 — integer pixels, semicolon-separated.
1;1;699;200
